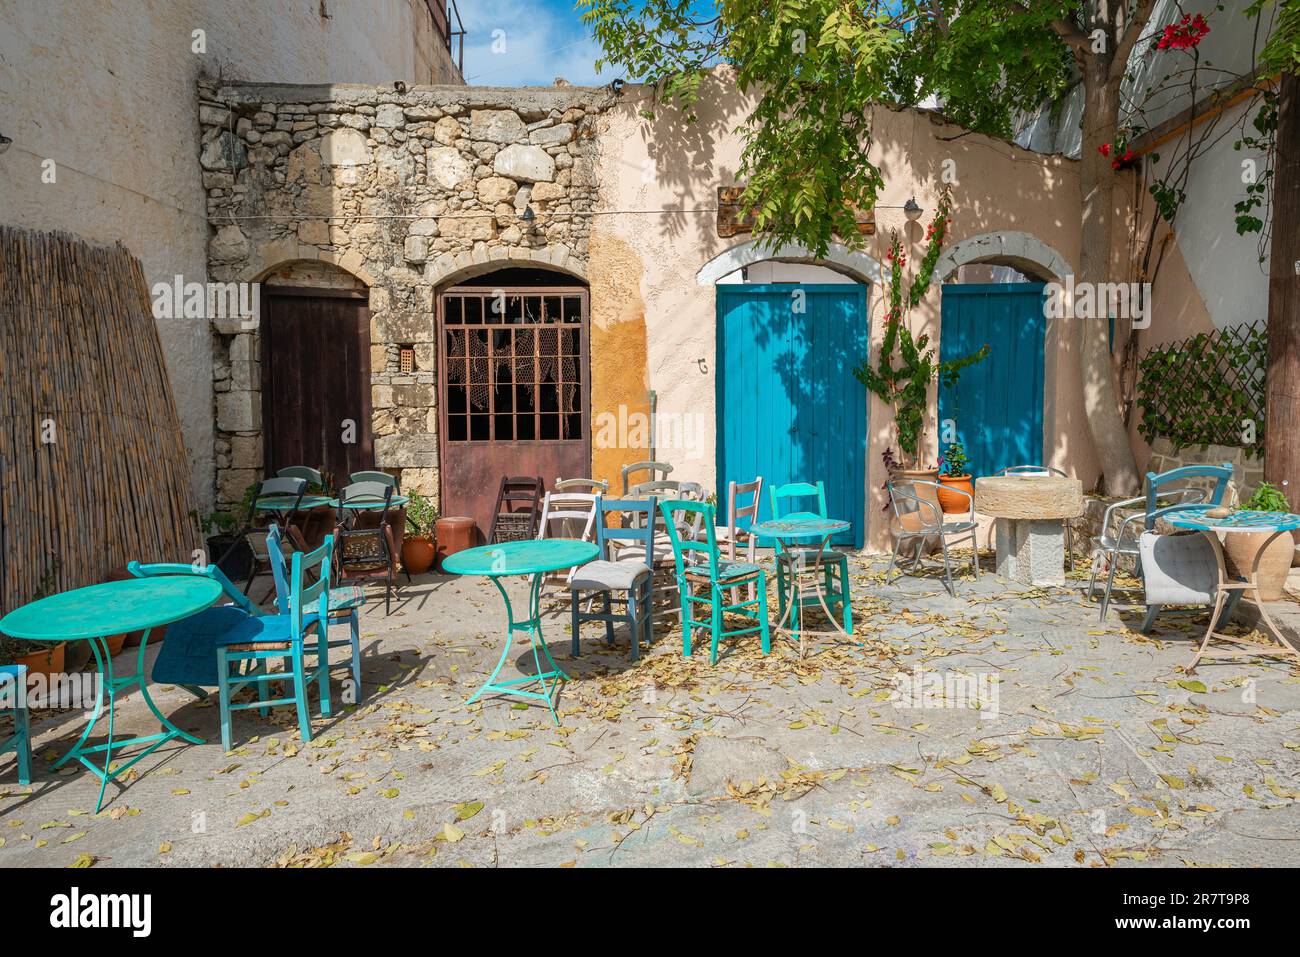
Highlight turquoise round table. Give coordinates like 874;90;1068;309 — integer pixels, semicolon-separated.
0;577;222;810
752;517;853;657
253;494;335;511
1166;509;1300;673
443;539;599;724
337;495;409;510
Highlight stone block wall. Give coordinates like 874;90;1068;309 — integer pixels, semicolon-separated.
199;80;613;509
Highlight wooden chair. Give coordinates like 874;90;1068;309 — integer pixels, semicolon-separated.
886;478;978;596
334;481;399;615
710;477;763;601
569;497;657;660
535;491;600;601
659;500;770;664
555;477;609;494
621;460;673;494
769;481;851;630
488;476;545;543
0;666;32;785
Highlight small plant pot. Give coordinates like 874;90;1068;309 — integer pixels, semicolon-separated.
13;642;66;696
402;535;436;575
937;474;974;514
1224;531;1294;602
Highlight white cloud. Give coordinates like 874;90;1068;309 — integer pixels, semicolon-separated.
458;0;608;87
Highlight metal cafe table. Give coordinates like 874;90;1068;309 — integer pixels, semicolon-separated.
0;576;222;810
751;516;853;657
442;539;599;724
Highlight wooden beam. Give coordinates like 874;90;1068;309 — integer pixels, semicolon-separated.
1265;71;1300;497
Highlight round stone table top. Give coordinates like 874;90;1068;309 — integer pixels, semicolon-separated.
974;474;1085;520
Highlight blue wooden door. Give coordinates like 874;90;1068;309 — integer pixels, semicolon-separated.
937;283;1046;479
716;284;868;547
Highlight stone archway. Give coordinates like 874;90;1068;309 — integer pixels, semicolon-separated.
931;230;1072;285
427;247;588;289
695;238;881;286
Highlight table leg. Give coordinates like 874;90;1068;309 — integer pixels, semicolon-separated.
774;535;854;658
468;574;568;724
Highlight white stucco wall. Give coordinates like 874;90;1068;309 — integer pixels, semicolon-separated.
0;0;461;507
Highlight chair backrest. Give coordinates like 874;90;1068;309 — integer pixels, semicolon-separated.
996;464;1066;478
770;481;828;521
622;460;673;494
277;466;324;488
289;535;333;639
629;479;681;497
126;560;260;615
349;470;398;490
727;477;764;529
337;480;394;522
1145;463;1233;528
265;524;292;615
537;491;600;542
489;476;545;542
659;500;719;578
887;479;943;534
595;497;656;565
555;477;609;494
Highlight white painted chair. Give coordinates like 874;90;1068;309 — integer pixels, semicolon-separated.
708;477;763;602
536;491;600;601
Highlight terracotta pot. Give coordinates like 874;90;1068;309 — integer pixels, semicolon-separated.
891;468;941;528
1224;531;1295;601
937;474;974;514
402;535;436;575
13;642;66;695
102;633;127;657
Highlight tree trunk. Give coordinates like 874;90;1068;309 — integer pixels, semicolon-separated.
1076;60;1141;496
1265;71;1300;498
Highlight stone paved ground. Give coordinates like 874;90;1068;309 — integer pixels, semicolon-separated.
3;551;1300;868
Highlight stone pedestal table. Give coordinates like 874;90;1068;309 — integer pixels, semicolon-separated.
974;475;1084;587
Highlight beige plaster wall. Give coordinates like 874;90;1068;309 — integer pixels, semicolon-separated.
0;0;460;508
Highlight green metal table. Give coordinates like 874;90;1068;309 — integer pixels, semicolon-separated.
753;517;853;657
442;539;599;724
0;577;222;810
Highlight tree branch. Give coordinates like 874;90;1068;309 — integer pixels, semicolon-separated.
1110;0;1159;82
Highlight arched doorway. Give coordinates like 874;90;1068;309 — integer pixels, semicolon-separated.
700;241;877;547
436;265;591;536
260;261;373;486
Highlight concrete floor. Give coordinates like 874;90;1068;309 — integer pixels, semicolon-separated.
3;552;1300;868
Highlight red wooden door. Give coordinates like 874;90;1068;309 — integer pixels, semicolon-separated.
437;286;591;537
261;287;373;488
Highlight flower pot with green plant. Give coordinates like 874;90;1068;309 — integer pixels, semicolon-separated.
0;561;69;689
937;442;974;514
1224;481;1294;600
401;490;439;575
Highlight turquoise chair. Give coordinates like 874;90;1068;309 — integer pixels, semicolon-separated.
768;481;852;634
216;537;335;750
265;524;365;701
659;500;770;664
0;666;33;785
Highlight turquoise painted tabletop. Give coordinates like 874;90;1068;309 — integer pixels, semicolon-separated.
752;517;851;541
254;494;335;511
1168;509;1300;534
443;539;599;577
0;577;222;643
338;495;409;510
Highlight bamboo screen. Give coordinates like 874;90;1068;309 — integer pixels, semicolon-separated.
0;227;199;615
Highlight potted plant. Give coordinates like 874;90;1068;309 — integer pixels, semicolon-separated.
0;561;68;692
854;193;988;511
193;482;255;582
1224;481;1294;601
401;489;439;575
937;442;974;513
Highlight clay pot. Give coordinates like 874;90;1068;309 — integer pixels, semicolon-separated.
891;468;942;528
13;642;66;695
937;474;974;514
102;633;128;657
402;535;436;575
1224;531;1295;601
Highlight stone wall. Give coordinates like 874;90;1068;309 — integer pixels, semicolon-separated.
200;81;613;508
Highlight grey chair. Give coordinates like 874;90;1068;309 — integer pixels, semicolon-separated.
555;477;609;494
349;470;398;490
570;497;657;660
996;465;1074;558
1138;531;1225;634
621;460;673;494
1086;463;1233;621
886;479;979;596
278;465;325;488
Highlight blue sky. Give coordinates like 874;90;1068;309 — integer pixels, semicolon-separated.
458;0;608;86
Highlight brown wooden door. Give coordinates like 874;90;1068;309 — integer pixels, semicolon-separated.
437;286;591;537
261;287;373;488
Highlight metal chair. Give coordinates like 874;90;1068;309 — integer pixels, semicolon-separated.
621;460;673;494
349;470;398;490
1086;463;1233;621
277;466;325;489
535;491;600;601
225;476;307;595
334;481;399;615
769;481;852;629
488;476;545;543
570;497;657;660
996;464;1074;559
886;478;979;596
660;500;770;664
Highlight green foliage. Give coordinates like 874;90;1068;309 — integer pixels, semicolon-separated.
1136;321;1267;457
940;442;970;477
1241;480;1290;512
0;558;63;662
1233;91;1278;240
1250;0;1300;76
404;489;440;538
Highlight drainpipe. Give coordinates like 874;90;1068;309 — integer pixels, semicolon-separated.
648;389;657;462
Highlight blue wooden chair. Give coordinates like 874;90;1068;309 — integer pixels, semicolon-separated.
660;500;770;664
769;481;852;633
0;666;33;785
1087;463;1234;621
266;524;365;702
569;497;656;660
217;537;335;750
